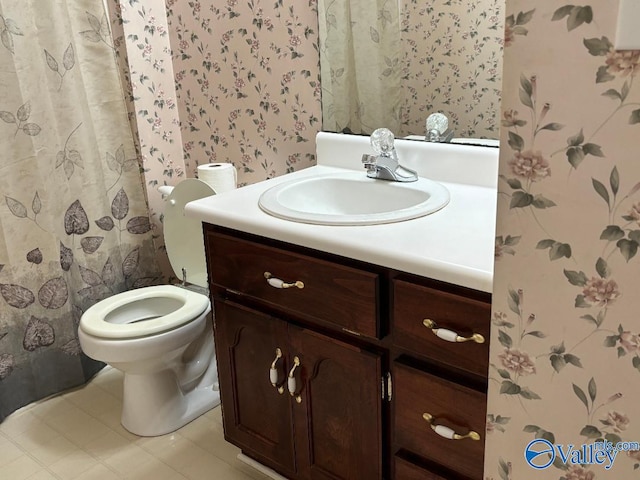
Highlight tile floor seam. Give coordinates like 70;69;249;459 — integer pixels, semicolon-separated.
0;427;66;480
75;404;190;480
35;406;132;479
112;444;186;479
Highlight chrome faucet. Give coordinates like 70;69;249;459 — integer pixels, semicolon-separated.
361;128;418;182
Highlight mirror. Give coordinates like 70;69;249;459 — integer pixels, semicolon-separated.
318;0;505;141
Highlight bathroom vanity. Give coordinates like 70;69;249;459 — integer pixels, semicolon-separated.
186;133;498;479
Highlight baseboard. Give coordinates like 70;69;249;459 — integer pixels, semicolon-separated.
237;453;289;480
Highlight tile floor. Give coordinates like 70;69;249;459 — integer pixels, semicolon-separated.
0;367;271;480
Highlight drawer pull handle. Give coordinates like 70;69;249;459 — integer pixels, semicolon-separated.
422;319;485;344
422;413;481;441
269;348;285;394
287;356;302;403
264;272;304;289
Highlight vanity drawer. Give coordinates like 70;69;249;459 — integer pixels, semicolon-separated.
394;456;449;480
393;363;486;479
206;231;379;338
392;279;490;378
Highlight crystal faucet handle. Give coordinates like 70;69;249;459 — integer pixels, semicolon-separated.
426;113;449;135
370;128;395;155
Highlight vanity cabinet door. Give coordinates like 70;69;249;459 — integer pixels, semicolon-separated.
214;300;383;480
214;301;297;478
288;326;383;480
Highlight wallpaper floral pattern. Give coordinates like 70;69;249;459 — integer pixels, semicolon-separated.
0;0;158;420
486;1;640;478
102;0;322;280
401;0;503;139
165;0;321;184
104;0;185;280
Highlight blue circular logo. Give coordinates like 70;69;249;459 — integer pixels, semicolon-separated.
525;438;555;469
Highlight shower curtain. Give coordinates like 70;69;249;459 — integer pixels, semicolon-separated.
0;0;159;421
318;0;402;135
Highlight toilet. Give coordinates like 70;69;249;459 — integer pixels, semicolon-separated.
78;179;220;437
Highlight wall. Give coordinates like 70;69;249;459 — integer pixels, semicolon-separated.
106;0;322;279
400;0;503;139
164;0;321;183
486;1;640;478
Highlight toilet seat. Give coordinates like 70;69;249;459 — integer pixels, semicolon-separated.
80;179;216;341
80;285;210;339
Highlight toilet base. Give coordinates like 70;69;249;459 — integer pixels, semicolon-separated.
121;369;220;436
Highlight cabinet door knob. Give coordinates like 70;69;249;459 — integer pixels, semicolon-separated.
422;413;480;441
287;356;302;403
269;348;285;394
422;319;485;344
264;272;304;289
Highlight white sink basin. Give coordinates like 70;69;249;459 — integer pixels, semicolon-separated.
258;171;450;225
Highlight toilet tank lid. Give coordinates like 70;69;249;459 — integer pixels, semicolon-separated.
163;179;215;287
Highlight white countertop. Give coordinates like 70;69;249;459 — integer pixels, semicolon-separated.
185;133;498;293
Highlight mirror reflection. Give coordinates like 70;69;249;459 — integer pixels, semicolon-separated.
318;0;504;140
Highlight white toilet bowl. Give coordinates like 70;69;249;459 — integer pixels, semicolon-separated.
78;180;221;436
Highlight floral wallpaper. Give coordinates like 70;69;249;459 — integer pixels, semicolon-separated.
400;0;503;139
165;0;321;184
486;1;640;478
103;0;322;279
105;0;185;280
0;0;159;420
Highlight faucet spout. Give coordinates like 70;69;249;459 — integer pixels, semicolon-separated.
361;153;418;182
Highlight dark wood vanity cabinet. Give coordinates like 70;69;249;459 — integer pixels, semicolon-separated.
204;225;490;480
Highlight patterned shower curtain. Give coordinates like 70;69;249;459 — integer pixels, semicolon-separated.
318;0;402;135
0;0;159;421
